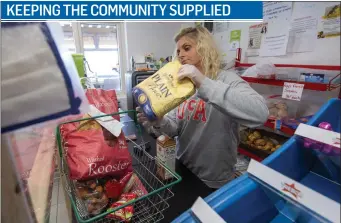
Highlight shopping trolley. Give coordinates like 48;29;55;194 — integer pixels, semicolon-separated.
56;110;182;223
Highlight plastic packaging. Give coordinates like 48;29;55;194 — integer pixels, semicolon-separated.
132;61;195;121
242;61;276;79
302;122;340;156
106;193;137;221
1;22;89;133
75;179;108;215
265;95;299;121
104;172;133;200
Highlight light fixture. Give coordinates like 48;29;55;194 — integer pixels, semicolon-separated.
106;25;110;28
81;24;84;27
88;24;93;28
97;25;101;28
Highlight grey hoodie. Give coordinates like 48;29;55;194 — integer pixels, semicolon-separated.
150;70;269;188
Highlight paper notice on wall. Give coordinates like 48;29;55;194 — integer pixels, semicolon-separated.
287;2;318;53
260;2;293;57
229;30;241;51
246;23;268;56
317;4;340;38
214;22;230;33
259;20;291;57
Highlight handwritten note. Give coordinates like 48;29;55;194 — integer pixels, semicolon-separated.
282;82;304;101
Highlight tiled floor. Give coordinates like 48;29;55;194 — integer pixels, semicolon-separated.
49;171;71;223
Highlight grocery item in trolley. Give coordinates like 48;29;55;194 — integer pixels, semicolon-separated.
107;193;137;222
85;89;120;121
133;60;195;121
75;179;109;215
124;173;148;197
60;118;132;181
104;172;133;200
74;171;148;216
156;135;176;180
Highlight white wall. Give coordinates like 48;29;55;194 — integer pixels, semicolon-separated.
212;2;340;116
213;2;340;66
124;22;194;66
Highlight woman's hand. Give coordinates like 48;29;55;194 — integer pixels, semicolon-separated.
178;64;206;88
136;107;162;128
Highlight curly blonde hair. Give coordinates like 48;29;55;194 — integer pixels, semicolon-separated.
173;26;221;79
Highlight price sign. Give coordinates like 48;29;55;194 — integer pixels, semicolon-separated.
282;82;304;101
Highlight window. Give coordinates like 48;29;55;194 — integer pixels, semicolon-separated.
59;22;125;92
81;23;121;90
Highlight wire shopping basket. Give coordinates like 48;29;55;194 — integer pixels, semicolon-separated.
56;110;182;223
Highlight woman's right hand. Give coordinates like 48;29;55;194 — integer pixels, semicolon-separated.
136;107;162;128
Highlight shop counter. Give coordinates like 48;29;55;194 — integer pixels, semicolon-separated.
173;99;340;223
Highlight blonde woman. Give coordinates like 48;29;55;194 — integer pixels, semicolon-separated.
137;26;269;189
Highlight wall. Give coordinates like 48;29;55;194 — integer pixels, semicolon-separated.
124;22;194;66
212;2;340;116
213;2;340;66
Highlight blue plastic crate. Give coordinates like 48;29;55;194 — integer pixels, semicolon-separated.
173;99;340;223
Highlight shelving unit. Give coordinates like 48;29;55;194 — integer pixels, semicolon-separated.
234;48;341;160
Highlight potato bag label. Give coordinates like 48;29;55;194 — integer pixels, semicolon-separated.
133;61;195;120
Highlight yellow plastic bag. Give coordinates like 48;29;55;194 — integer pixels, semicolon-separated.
133;61;195;121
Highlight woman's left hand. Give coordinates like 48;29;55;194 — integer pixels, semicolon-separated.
178;64;206;88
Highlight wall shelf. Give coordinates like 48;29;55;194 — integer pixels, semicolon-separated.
241;76;339;92
235;48;341;92
263;119;295;136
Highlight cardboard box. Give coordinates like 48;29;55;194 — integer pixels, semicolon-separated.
156;135;176;180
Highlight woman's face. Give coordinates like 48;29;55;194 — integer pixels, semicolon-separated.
176;36;202;68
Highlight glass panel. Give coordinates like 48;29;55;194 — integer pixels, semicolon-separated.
3;123;58;223
59;22;76;53
83;35;96;50
81;23;121;90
